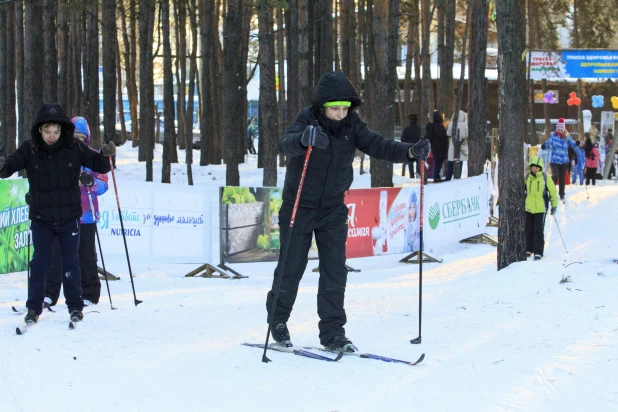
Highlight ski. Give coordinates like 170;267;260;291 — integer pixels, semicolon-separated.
15;323;30;335
302;346;425;366
69;322;75;330
242;343;343;362
12;303;55;314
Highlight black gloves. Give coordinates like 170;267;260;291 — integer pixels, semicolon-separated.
550;207;556;216
79;172;95;187
541;144;546;150
408;139;430;160
101;141;116;157
300;125;329;149
0;156;4;171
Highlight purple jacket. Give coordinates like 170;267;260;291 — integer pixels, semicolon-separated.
81;166;108;224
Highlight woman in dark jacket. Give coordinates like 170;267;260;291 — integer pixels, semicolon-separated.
0;103;115;325
426;110;449;182
401;113;421;178
266;71;429;352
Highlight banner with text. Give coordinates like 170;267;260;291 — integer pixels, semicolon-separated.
0;179;32;274
97;180;213;264
527;50;618;80
220;175;489;263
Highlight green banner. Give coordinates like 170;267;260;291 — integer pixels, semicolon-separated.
0;179;32;274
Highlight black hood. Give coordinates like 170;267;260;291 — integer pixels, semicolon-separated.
30;103;75;149
311;72;362;111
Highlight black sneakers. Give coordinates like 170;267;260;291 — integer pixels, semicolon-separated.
70;310;84;322
24;309;39;325
271;322;292;347
325;336;358;353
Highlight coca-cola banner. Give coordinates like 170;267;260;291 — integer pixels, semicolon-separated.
221;175;489;263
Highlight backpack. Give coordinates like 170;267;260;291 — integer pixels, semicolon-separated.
526;171;550;209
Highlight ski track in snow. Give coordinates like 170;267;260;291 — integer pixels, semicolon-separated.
1;143;618;411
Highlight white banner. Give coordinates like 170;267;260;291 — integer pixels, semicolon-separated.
422;175;490;246
97;179;213;264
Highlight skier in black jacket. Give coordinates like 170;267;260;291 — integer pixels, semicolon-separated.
266;71;430;352
0;103;115;325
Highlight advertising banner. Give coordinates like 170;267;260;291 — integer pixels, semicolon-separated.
527;50;618;80
220;175;489;263
97;180;212;264
0;179;32;274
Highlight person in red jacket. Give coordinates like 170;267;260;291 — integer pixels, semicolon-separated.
584;138;599;186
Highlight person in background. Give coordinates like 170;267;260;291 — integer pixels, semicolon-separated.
589;123;599;144
426;110;448;183
266;71;430;353
445;110;469;181
246;118;257;155
541;118;578;202
585;138;599;186
400;113;421;178
525;156;558;261
0;104;114;325
45;117;109;307
571;140;585;185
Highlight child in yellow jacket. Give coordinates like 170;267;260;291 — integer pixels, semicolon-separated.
525;156;559;260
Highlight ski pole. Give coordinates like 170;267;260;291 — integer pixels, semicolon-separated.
262;143;313;363
86;186;116;310
553;215;568;254
585;181;589;199
108;156;142;306
411;145;426;345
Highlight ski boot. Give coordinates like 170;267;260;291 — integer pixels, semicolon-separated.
325;336;358;353
70;310;84;322
271;322;293;347
526;251;532;259
534;255;543;261
24;309;39;325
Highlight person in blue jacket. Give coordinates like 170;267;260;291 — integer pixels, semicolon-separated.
541;118;578;200
571;139;585;185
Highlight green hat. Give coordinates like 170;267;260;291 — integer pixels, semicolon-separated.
323;101;352;107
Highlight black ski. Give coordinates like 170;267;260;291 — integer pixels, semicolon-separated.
69;322;75;330
302;346;425;366
242;343;343;362
12;303;55;314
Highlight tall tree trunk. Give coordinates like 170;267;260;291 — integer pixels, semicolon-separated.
116;39;127;145
420;0;432;124
542;78;550;140
340;0;352;78
162;0;174;183
198;0;212;166
84;2;99;147
276;7;286;140
23;0;44;142
286;0;299;127
1;2;17;154
222;0;244;185
317;0;333;77
496;0;526;270
467;0;488;177
129;0;139;147
403;1;416;120
56;1;68;112
102;0;117;145
139;0;156;180
42;0;57;103
360;0;374;125
441;0;455;117
259;1;279;186
298;0;312;108
175;0;187;151
437;0;444;112
185;0;198;185
15;1;25;145
120;0;135;145
450;0;471;160
333;0;340;71
211;2;224;165
369;0;398;188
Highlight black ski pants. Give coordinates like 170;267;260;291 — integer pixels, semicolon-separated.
46;223;100;305
28;219;83;314
525;211;547;257
266;202;349;345
550;163;568;198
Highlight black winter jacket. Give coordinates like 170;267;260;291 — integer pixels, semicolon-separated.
401;122;421;145
426;122;448;159
0;104;111;225
279;72;413;209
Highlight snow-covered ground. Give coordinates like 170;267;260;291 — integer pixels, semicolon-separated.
2;142;618;411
